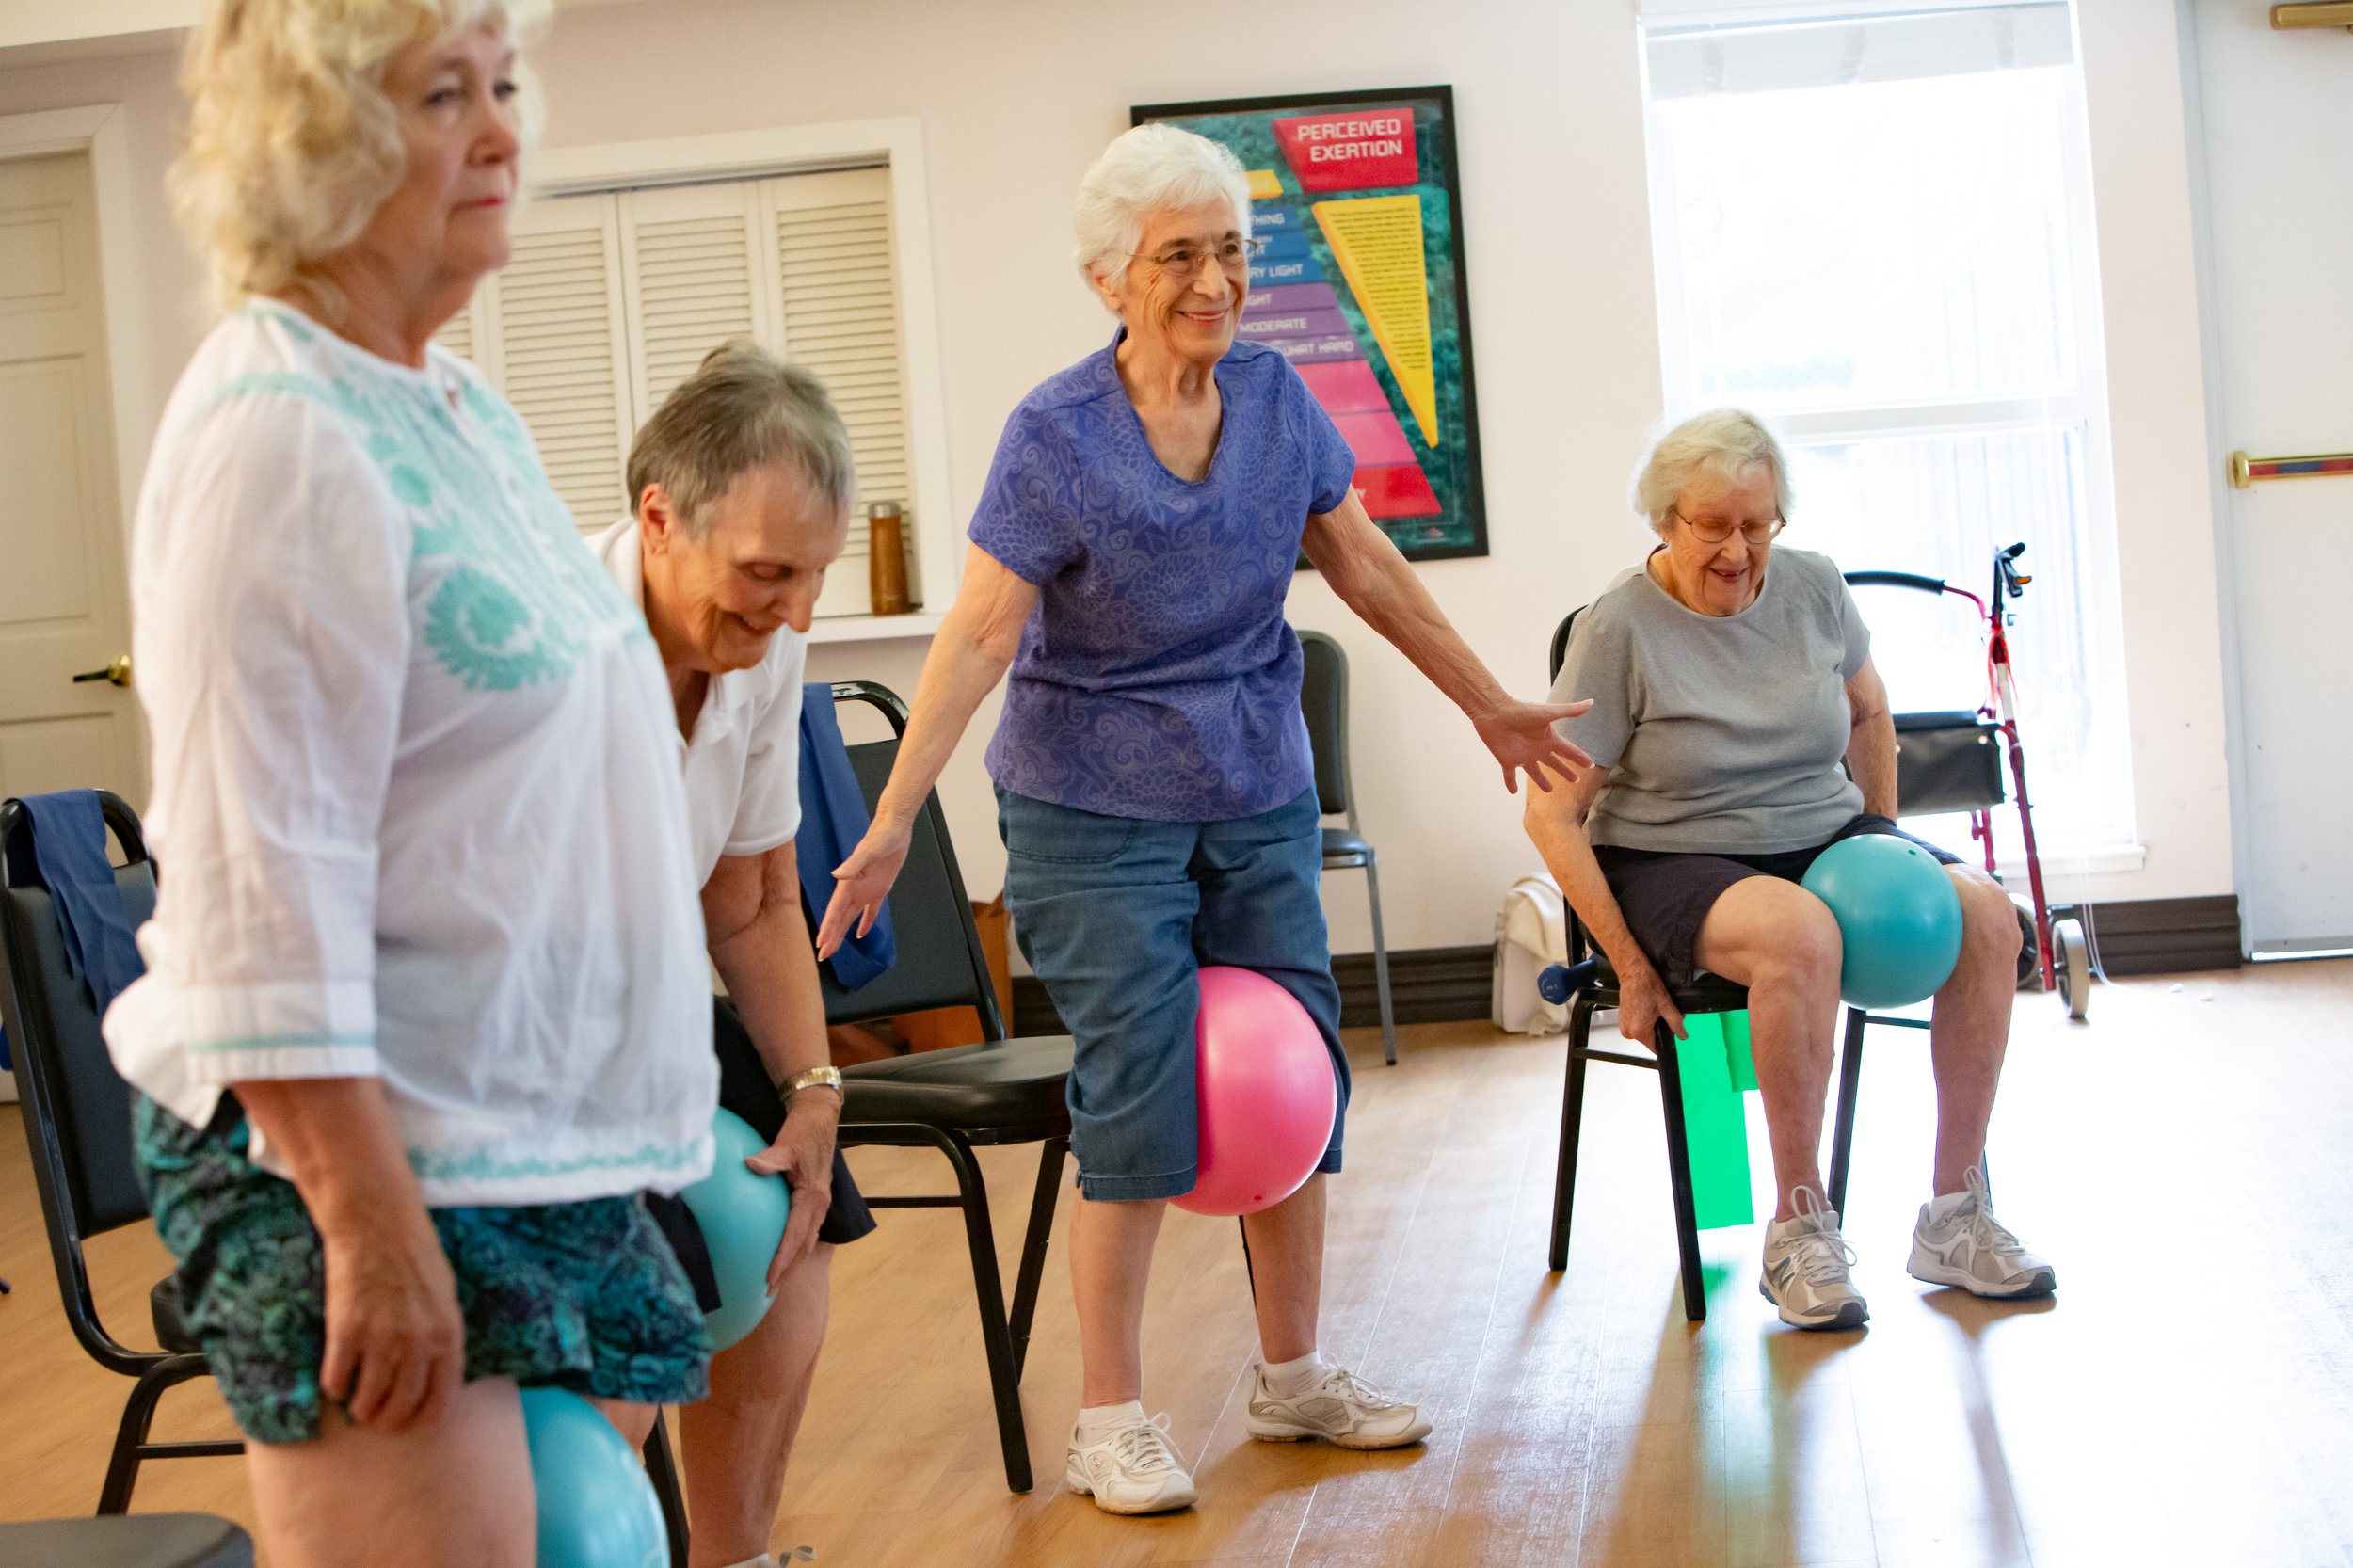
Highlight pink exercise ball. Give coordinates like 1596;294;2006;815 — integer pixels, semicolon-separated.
1171;966;1337;1218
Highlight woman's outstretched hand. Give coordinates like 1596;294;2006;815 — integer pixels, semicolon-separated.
814;817;915;960
1476;698;1595;794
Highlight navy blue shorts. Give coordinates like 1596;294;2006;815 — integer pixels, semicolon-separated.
1593;813;1962;988
997;785;1348;1204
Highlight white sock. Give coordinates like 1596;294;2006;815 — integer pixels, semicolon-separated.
1927;1189;1976;1222
1261;1350;1327;1395
1074;1399;1145;1443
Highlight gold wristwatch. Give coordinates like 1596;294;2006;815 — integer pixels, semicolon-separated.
783;1064;844;1107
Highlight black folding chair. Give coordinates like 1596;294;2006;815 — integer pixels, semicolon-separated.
1540;616;1873;1321
0;792;245;1511
1298;631;1399;1066
822;682;1077;1494
0;792;692;1556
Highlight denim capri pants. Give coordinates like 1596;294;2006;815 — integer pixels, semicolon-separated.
998;785;1350;1203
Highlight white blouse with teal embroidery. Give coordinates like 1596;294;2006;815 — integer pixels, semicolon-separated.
104;299;717;1206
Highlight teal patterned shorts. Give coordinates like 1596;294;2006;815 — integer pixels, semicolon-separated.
133;1093;712;1445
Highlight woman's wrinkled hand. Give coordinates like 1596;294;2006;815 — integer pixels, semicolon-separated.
317;1207;464;1432
814;818;915;960
746;1096;840;1291
1475;698;1595;794
1613;960;1688;1053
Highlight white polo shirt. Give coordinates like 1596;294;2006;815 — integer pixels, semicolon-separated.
592;518;808;884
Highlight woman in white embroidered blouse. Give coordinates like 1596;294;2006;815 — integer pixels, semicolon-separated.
102;2;715;1560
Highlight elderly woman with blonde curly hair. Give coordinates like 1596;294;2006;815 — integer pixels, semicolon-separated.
103;1;719;1560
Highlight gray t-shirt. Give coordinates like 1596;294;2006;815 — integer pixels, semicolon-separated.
1548;545;1870;855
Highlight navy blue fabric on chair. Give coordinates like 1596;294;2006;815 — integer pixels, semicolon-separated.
796;680;896;988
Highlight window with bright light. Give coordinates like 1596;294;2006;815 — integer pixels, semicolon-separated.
1641;1;2134;859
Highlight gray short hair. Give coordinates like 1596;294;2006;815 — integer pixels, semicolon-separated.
627;340;856;536
1632;408;1794;536
1072;123;1253;294
174;0;549;312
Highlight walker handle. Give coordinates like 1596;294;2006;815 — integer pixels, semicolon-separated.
1843;570;1948;596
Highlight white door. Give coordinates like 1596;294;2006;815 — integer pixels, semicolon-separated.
0;152;143;808
2192;5;2353;956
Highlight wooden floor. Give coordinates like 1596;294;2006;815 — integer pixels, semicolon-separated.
4;960;2350;1566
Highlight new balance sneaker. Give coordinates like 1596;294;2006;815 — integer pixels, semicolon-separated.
1759;1185;1869;1331
1908;1168;2057;1299
1064;1410;1196;1515
1244;1361;1433;1449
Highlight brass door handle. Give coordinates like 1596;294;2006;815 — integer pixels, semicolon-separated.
72;654;133;689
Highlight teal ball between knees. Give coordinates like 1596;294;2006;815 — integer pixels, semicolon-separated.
519;1385;666;1568
678;1108;792;1352
1799;836;1964;1010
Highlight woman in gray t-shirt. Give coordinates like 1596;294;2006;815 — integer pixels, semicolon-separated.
1524;409;2055;1334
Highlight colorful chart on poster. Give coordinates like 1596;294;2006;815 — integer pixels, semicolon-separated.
1133;88;1487;562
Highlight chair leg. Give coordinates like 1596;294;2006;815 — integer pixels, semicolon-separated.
643;1413;690;1568
1007;1138;1067;1381
1828;1008;1868;1217
1654;1026;1708;1324
1548;996;1596;1272
98;1358;192;1513
933;1131;1035;1494
1361;856;1399;1066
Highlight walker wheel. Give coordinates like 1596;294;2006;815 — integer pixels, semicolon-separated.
2054;918;2091;1020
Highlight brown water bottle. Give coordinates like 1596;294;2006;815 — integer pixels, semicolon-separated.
868;501;910;615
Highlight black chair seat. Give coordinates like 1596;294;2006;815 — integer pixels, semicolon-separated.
0;1513;253;1568
1320;827;1371;865
840;1035;1075;1139
1587;949;1752;1013
151;1277;200;1355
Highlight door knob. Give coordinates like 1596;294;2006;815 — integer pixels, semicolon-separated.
72;654;133;689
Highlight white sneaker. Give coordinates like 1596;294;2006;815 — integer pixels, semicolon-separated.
1909;1168;2057;1299
1064;1410;1197;1515
1759;1185;1869;1331
1244;1362;1433;1449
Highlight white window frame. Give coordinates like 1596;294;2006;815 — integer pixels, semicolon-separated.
1638;9;2143;873
522;120;954;644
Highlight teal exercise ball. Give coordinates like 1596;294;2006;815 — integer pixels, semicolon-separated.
677;1108;791;1352
1799;835;1964;1010
519;1386;665;1568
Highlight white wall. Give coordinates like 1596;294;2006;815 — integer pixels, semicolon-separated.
0;0;2242;955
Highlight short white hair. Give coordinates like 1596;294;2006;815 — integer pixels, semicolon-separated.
1072;123;1253;295
1631;408;1794;536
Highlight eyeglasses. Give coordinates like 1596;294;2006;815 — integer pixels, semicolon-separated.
1128;235;1269;281
1669;505;1785;546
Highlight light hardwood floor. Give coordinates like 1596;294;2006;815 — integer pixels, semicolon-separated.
4;960;2349;1566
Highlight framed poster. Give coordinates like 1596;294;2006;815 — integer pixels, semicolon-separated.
1132;86;1488;562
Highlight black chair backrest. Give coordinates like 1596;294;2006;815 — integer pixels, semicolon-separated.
0;792;154;1241
813;683;1007;1038
1296;630;1351;820
1548;607;1584;684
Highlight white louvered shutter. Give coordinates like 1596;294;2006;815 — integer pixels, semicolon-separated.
761;168;913;618
491;193;634;533
619;183;765;423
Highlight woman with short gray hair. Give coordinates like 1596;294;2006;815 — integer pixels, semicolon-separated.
109;2;716;1561
1523;408;2056;1335
592;339;866;1568
816;121;1593;1514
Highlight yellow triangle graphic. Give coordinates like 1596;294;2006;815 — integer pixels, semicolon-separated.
1312;195;1436;446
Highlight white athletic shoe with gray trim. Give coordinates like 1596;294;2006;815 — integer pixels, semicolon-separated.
1064;1410;1197;1515
1244;1362;1433;1449
1759;1185;1869;1331
1908;1168;2057;1299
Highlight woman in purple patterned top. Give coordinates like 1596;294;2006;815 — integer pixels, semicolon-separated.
816;124;1591;1515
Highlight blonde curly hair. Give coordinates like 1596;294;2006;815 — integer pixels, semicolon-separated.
173;0;550;313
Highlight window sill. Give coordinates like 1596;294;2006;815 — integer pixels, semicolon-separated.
1992;842;2147;879
808;611;944;645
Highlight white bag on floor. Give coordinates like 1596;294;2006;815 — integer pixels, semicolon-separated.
1492;872;1569;1034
